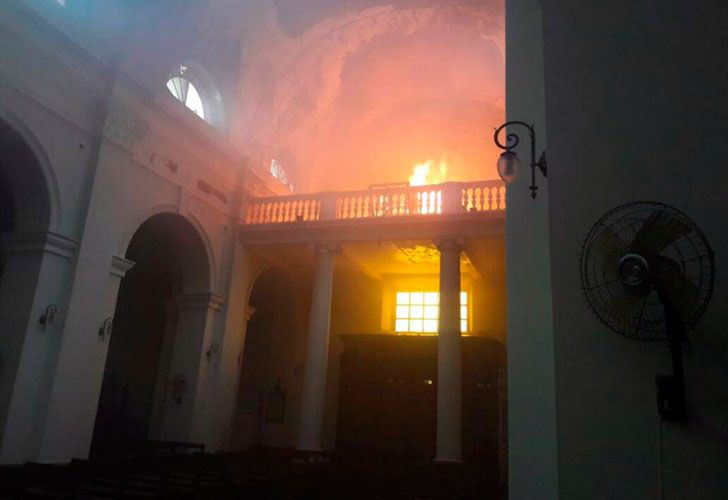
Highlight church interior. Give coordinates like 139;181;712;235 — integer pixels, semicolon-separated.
1;1;727;499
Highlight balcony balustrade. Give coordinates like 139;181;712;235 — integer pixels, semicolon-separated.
242;180;505;225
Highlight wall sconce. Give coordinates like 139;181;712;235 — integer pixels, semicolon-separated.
205;342;219;360
265;379;286;423
39;305;58;329
171;374;187;404
98;317;113;340
494;121;548;199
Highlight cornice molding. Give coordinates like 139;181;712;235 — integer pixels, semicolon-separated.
176;292;227;311
1;231;77;260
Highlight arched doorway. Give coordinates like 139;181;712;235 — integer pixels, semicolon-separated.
0;117;52;282
0;117;53;450
91;213;210;456
233;267;297;450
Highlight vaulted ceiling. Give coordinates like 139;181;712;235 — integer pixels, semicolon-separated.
234;0;505;192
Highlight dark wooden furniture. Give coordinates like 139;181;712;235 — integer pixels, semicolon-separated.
336;334;506;465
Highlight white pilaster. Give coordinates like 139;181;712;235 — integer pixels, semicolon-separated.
36;253;134;463
296;242;340;452
209;242;254;452
435;237;463;463
158;292;225;444
0;231;77;464
146;298;180;440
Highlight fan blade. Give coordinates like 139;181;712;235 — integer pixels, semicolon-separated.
655;257;700;320
605;289;647;335
590;227;628;278
631;210;691;256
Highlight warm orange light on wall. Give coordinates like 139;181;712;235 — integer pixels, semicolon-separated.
395;291;468;334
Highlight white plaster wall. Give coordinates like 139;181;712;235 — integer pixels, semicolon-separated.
537;2;728;498
0;3;107;239
0;3;108;464
0;3;251;464
211;243;252;451
34;93;247;461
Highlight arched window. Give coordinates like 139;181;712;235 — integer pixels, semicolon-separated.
166;65;206;120
165;63;223;127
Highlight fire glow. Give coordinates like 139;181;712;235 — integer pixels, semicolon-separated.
408;159;448;187
407;159;448;214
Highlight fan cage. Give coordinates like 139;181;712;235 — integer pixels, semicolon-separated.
580;201;714;341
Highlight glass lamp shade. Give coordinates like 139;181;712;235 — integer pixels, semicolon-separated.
497;151;520;184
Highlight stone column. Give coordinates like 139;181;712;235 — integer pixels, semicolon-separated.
436;238;463;463
0;231;77;465
297;242;340;452
158;292;225;445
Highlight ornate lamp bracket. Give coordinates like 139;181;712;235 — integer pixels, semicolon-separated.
493;120;548;199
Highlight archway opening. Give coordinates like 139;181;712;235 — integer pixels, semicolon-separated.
0;118;52;278
91;213;210;457
0;117;53;445
233;267;297;450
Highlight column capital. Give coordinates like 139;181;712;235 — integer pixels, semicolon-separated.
433;236;465;251
1;231;77;260
244;305;256;321
308;241;342;255
176;292;227;311
110;255;135;279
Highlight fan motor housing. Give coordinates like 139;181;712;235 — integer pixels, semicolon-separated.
618;253;649;287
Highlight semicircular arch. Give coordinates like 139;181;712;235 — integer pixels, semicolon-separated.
0;108;61;233
119;207;216;293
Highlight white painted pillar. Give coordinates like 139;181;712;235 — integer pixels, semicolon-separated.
435;238;463;463
506;1;558;497
37;254;134;464
228;304;256;451
158;292;225;445
297;242;339;452
0;231;77;464
209;242;253;452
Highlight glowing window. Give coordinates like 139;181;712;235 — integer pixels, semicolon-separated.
166;66;205;120
395;291;468;334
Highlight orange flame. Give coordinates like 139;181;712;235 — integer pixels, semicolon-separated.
408;159;448;186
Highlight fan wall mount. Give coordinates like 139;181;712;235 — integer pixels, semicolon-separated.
580;201;715;420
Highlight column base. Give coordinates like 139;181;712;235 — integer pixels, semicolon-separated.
433;457;464;465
